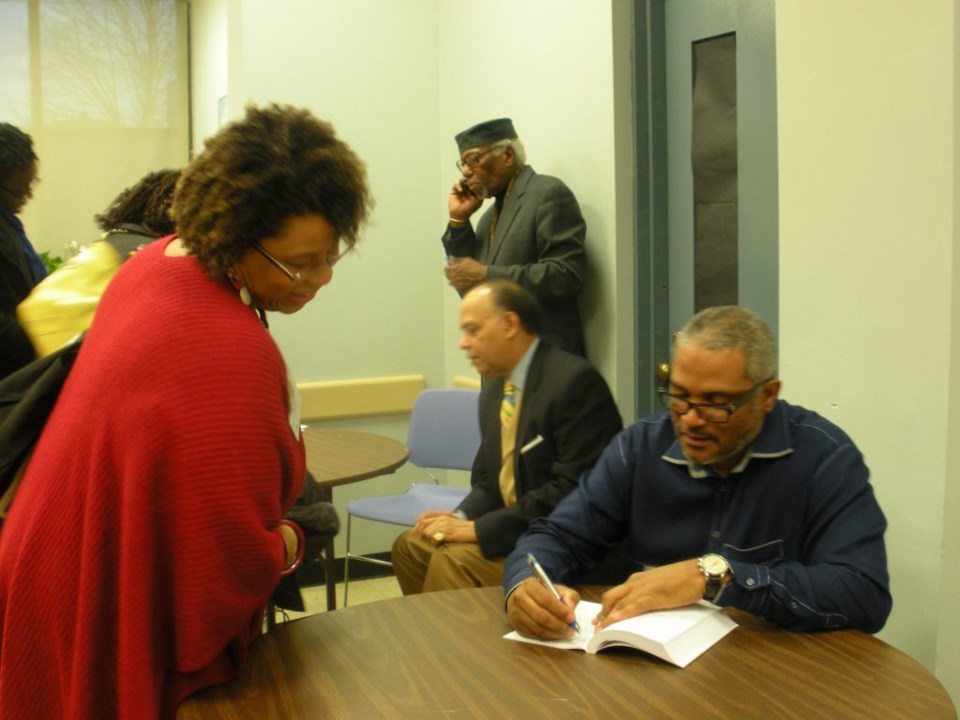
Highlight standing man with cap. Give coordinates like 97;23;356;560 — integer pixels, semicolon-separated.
391;279;621;593
442;118;588;356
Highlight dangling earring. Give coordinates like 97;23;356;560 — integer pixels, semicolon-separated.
227;270;252;306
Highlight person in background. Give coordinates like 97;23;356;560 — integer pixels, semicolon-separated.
392;279;621;593
0;104;373;720
441;118;588;356
505;306;891;638
0;123;45;378
95;168;180;239
15;169;182;358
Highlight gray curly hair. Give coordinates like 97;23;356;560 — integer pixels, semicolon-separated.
674;306;777;382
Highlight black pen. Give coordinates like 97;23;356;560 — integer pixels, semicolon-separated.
526;553;581;634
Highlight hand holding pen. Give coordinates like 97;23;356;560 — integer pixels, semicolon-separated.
526;553;582;635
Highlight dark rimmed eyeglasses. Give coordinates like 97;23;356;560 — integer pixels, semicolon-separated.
455;146;501;172
657;380;767;423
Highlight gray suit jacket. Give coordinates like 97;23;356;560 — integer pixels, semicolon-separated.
457;342;622;558
442;166;587;356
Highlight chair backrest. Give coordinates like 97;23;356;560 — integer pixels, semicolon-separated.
406;388;481;473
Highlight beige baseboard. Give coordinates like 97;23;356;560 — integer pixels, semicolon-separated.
298;375;425;421
452;375;481;389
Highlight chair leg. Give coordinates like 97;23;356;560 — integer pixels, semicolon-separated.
343;513;353;607
344;514;403;607
265;601;276;631
323;536;336;611
314;484;337;612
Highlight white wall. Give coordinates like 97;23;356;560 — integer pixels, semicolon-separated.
942;0;960;701
233;0;447;392
776;0;958;702
435;1;636;418
188;0;228;149
190;0;632;403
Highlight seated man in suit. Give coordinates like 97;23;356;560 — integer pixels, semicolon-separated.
392;279;622;593
505;306;892;637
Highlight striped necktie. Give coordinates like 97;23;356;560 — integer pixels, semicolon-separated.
499;382;521;506
500;382;517;427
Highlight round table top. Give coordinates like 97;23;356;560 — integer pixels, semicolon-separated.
302;427;409;488
180;586;957;720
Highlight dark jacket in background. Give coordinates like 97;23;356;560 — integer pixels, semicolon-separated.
442;165;588;356
0;211;40;378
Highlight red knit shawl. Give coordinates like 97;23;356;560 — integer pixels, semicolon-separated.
0;237;305;719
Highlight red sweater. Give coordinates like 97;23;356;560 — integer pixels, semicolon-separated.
0;238;305;719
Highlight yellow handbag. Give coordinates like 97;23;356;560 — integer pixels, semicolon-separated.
16;230;151;357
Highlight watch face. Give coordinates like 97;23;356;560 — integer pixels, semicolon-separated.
702;555;728;575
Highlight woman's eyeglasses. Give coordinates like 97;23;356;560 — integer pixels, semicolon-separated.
254;244;340;283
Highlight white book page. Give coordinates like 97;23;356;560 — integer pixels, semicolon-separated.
595;601;727;645
503;599;736;665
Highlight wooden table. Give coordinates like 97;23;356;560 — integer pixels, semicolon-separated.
182;586;957;719
301;427;408;612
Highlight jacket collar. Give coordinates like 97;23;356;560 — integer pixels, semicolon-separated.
662;400;794;478
488;165;534;262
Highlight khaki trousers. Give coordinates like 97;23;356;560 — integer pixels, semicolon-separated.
391;529;505;595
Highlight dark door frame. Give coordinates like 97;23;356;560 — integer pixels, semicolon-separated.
632;0;670;416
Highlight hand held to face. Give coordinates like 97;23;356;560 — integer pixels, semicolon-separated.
448;180;483;220
457;180;477;199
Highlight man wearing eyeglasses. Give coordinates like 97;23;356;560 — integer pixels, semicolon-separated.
0;123;46;379
504;305;892;638
442;118;587;357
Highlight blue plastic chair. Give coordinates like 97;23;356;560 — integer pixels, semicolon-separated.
343;388;480;605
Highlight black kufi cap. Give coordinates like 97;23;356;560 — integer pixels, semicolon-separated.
455;118;518;153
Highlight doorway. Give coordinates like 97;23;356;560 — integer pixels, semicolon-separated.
632;0;778;414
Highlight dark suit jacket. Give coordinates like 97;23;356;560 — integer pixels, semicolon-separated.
442;165;587;356
0;213;38;378
457;342;622;558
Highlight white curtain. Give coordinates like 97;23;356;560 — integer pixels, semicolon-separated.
0;0;189;256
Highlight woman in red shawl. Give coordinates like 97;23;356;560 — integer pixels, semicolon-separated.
0;104;372;719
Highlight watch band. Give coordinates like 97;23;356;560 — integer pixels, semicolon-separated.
704;573;723;602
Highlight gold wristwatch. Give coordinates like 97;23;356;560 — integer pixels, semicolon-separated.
698;553;732;603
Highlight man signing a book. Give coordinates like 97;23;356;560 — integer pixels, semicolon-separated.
505;306;891;639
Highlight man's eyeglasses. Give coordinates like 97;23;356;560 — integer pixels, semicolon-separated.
657;381;767;423
254;244;340;283
455;146;501;172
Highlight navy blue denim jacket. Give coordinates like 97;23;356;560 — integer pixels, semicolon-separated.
504;400;892;632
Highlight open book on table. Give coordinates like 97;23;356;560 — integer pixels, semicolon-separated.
503;600;736;668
